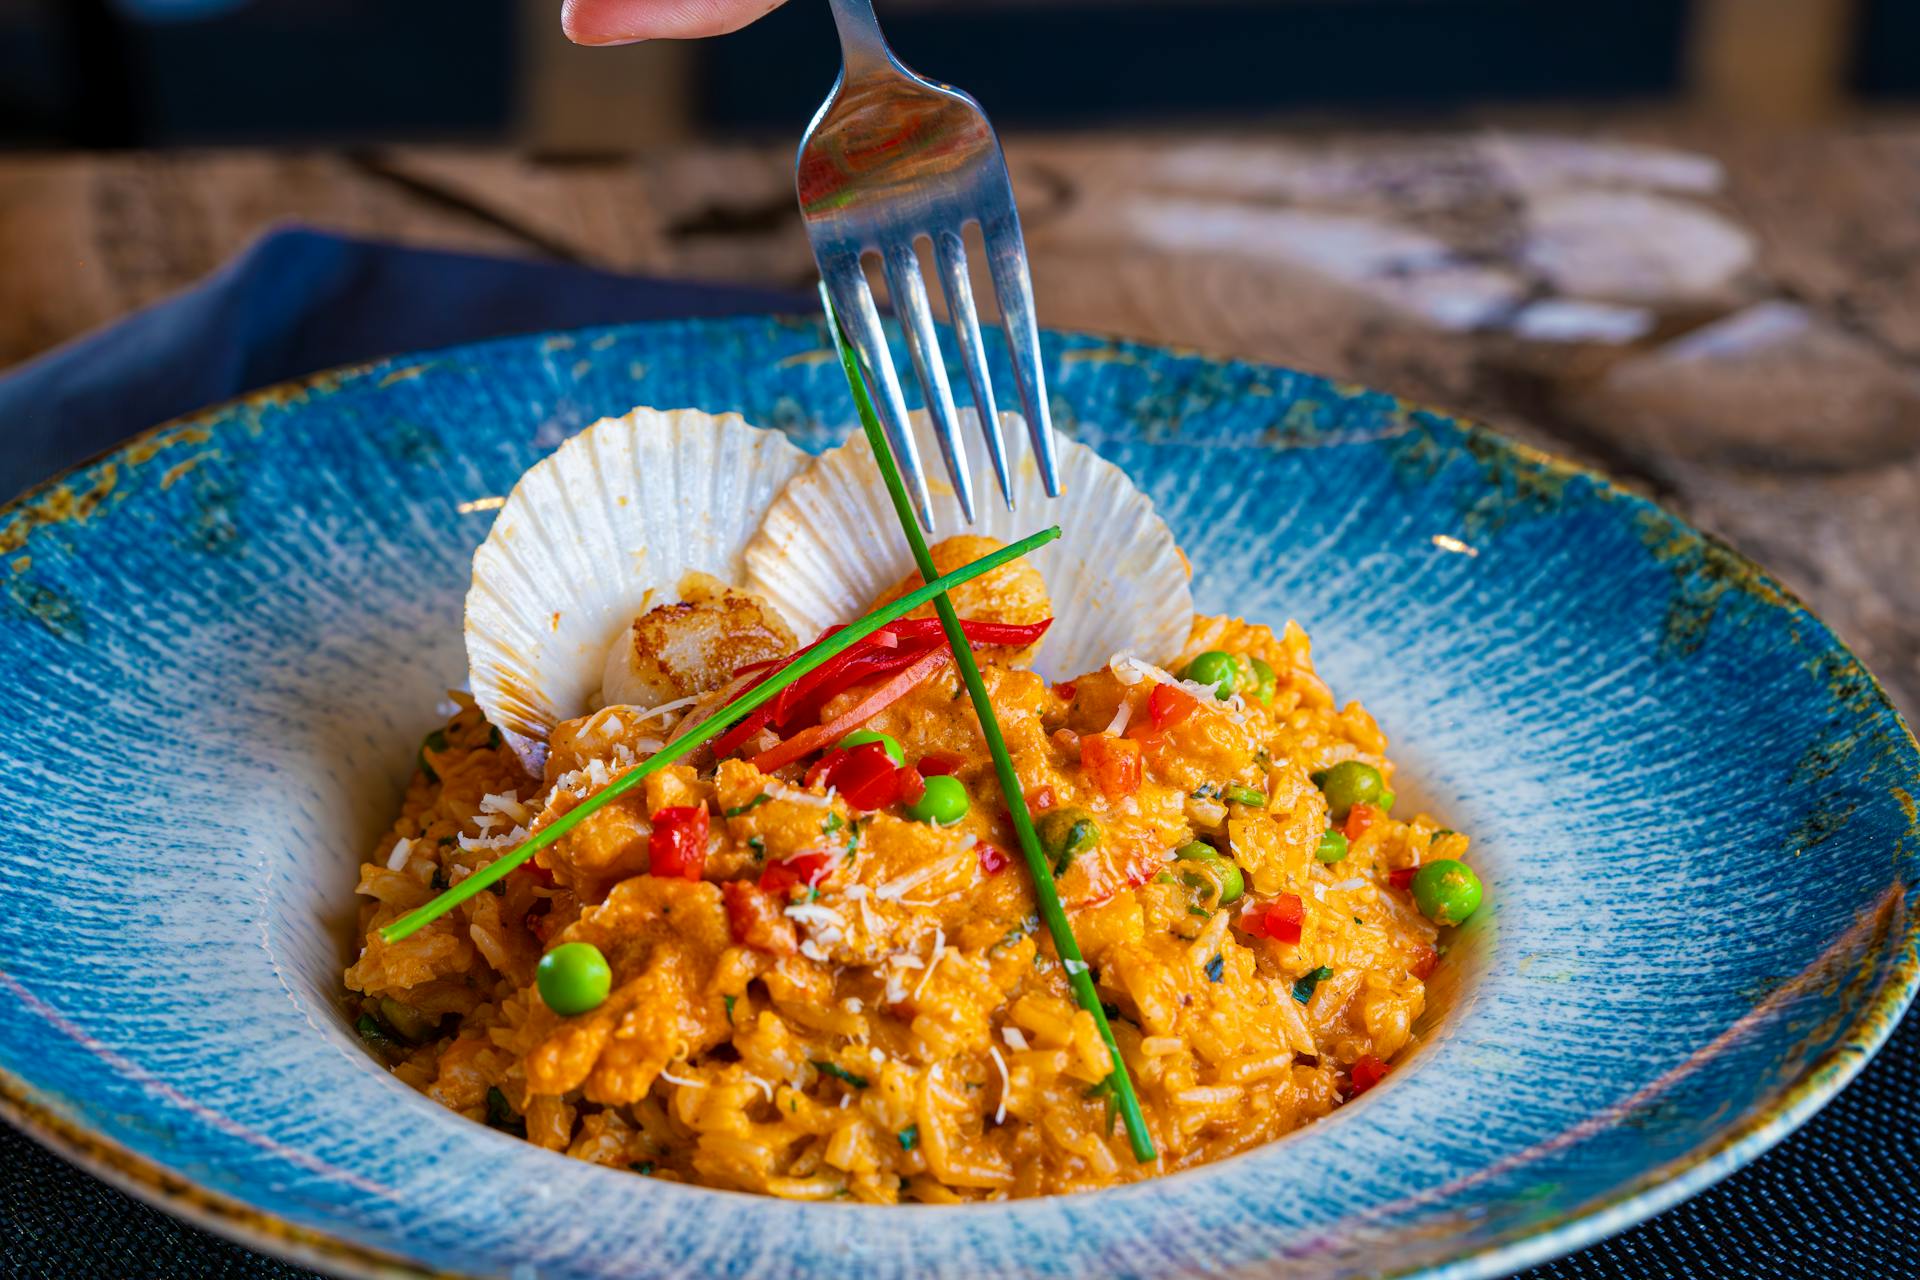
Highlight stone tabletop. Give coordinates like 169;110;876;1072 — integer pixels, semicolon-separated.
3;123;1917;713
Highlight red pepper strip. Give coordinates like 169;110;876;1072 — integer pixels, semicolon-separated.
881;617;1052;646
1349;1055;1390;1095
647;805;710;880
1389;866;1418;892
750;648;952;775
1243;893;1304;943
771;639;939;732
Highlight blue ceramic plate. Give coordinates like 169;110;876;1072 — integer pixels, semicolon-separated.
2;316;1915;1280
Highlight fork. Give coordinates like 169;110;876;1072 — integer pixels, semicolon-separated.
796;0;1060;531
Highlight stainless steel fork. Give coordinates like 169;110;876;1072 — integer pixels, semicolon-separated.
797;0;1060;531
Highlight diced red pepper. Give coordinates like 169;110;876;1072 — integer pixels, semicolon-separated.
806;740;918;811
759;850;834;897
721;880;796;955
1409;943;1439;980
517;859;556;887
1389;866;1418;892
1130;683;1200;742
977;843;1010;875
916;751;965;777
1344;802;1379;842
1349;1054;1390;1096
647;805;709;880
1080;733;1142;800
1052;682;1077;703
1243;893;1304;943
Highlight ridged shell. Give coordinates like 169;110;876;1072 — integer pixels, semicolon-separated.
465;407;810;750
742;411;1193;680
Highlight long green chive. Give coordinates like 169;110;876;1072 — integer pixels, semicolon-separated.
378;525;1060;944
820;283;1157;1165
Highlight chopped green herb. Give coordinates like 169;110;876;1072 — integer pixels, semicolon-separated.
485;1086;526;1137
1292;966;1335;1003
1255;749;1273;767
811;1060;869;1089
1225;784;1266;807
354;1013;399;1059
724;793;772;818
417;729;449;783
897;1125;919;1151
1100;1001;1122;1022
747;835;766;859
631;1161;656;1175
437;836;454;847
822;813;844;834
723;995;736;1023
430;868;450;892
1204;954;1225;983
1353;915;1365;925
1188;905;1211;918
487;726;503;749
1190;783;1221;800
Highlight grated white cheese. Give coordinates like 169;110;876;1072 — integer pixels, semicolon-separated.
598;713;624;738
785;902;846;931
480;790;532;825
912;926;947;1000
1001;1026;1030;1051
987;1046;1011;1123
385;837;414;871
629;694;699;725
1332;877;1366;892
773;785;834;809
1103;699;1132;736
657;1066;704;1089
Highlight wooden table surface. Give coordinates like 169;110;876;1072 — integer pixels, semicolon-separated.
4;124;1919;715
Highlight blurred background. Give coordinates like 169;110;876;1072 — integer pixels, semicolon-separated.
0;0;1912;148
1;0;1918;722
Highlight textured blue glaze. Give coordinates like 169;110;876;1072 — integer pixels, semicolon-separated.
1;317;1915;1280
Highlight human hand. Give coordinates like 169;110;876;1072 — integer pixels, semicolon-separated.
562;0;788;43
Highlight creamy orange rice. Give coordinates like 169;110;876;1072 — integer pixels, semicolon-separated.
344;557;1463;1201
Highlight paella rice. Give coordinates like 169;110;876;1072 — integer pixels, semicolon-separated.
344;540;1476;1201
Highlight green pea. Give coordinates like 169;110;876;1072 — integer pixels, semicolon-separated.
1412;859;1483;927
536;941;612;1016
1038;808;1101;874
1311;760;1385;819
1173;841;1244;904
1224;784;1267;808
906;774;969;825
1182;650;1237;700
1248;656;1277;707
839;729;904;766
1316;830;1349;863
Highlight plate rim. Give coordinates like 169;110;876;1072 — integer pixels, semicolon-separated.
3;312;1916;1280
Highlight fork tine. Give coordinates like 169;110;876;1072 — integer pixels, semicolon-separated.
980;209;1062;498
881;242;976;524
932;229;1013;511
820;254;937;530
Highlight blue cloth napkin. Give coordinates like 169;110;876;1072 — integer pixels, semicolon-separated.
0;225;808;500
2;229;1916;1280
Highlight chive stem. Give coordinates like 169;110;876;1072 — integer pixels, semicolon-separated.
379;524;1059;944
819;284;1157;1164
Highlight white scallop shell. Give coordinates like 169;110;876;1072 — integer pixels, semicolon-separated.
741;411;1193;681
465;407;810;750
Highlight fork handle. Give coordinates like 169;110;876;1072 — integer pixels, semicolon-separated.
826;0;893;74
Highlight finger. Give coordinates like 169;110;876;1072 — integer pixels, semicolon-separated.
562;0;787;43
